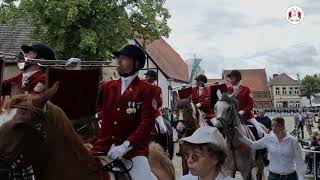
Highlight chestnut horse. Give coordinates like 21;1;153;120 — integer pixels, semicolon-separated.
175;98;208;175
0;83;175;180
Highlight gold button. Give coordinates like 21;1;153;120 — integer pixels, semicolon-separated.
117;108;120;111
114;121;118;125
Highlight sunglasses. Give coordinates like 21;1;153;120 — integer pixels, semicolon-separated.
184;152;203;162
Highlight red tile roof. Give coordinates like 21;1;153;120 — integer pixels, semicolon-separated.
135;38;189;82
223;69;269;91
269;73;299;86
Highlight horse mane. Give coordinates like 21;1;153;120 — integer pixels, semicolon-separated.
177;98;201;130
221;93;239;110
5;95;97;169
149;143;175;180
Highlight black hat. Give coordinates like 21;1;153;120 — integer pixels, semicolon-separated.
113;44;146;70
145;69;157;79
195;74;208;83
21;43;56;60
227;70;242;80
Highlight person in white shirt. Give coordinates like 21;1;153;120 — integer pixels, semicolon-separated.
179;126;234;180
237;117;305;180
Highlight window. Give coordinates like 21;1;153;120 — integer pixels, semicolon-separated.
276;101;283;108
282;87;287;95
275;87;280;95
289;101;294;108
294;87;299;95
289;87;293;95
295;101;300;108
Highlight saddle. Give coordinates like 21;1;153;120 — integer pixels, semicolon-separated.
94;153;133;180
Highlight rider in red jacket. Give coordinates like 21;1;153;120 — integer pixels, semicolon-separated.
2;43;55;96
227;70;265;138
192;74;215;125
93;44;157;179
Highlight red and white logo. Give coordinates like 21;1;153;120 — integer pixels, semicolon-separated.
286;6;304;25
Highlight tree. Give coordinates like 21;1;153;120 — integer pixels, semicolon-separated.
300;75;320;106
0;0;171;60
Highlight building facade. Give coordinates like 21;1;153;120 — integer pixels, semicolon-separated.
269;73;301;108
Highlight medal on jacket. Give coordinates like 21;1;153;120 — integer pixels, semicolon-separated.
126;102;136;114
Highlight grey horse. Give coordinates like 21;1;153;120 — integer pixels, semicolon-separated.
214;93;266;180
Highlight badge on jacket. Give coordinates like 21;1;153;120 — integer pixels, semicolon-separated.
126;101;142;114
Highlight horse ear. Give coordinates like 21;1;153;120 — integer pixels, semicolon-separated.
33;82;59;107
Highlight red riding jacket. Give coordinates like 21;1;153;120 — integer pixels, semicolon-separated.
93;77;157;158
192;86;215;120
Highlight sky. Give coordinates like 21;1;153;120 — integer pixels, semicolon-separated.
164;0;320;79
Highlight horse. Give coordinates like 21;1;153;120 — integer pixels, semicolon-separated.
175;97;208;175
0;83;175;180
214;93;266;180
153;116;174;160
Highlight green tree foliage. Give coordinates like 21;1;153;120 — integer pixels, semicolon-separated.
0;0;171;60
300;75;320;106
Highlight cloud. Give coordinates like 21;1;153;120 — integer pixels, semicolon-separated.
165;0;320;80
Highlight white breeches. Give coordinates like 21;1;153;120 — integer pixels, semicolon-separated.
156;116;167;134
248;118;265;138
121;156;157;180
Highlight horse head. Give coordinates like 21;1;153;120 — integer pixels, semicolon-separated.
0;82;58;179
175;97;201;136
214;93;240;128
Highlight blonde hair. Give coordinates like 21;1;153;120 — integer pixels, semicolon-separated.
312;129;320;138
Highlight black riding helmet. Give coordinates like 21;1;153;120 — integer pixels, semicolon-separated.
227;70;242;81
113;44;146;72
21;43;56;60
144;70;157;80
195;74;208;84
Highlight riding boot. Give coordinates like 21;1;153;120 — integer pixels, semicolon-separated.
158;133;169;157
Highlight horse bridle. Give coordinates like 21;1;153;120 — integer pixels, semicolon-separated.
176;105;200;135
216;100;239;170
0;103;47;180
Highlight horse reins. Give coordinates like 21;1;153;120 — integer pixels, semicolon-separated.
217;101;239;171
0;104;48;180
89;152;134;180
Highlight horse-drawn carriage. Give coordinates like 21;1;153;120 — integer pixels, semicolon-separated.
0;54;177;180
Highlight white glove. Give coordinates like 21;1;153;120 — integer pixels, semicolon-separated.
310;146;316;150
156;116;167;134
238;110;245;116
107;141;131;160
195;103;201;108
176;122;185;132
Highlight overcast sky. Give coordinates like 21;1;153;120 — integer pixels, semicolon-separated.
164;0;320;79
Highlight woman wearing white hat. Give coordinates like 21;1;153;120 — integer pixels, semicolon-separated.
179;126;234;180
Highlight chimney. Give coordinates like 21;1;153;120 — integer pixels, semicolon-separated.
273;74;278;78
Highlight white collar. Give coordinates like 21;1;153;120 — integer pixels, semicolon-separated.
120;73;138;84
23;70;39;77
233;84;240;88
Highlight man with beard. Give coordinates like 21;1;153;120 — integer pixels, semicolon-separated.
92;44;157;179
